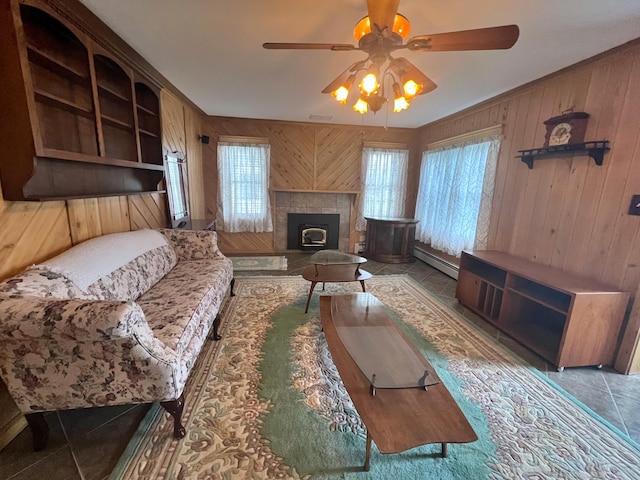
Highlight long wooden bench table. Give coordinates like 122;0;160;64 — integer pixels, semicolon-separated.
319;293;477;470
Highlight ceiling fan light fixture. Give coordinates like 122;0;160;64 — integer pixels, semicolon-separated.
353;14;411;41
366;94;387;113
360;72;380;96
403;79;423;99
393;83;410;112
331;74;356;104
332;86;350;104
353;97;369;114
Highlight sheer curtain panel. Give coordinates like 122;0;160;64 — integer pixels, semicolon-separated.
217;142;273;233
414;136;501;256
356;147;409;231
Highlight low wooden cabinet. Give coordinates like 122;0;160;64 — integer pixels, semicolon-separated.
456;250;629;371
364;217;418;263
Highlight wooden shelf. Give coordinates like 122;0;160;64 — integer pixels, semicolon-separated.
506;287;568;315
136;104;157;116
138;128;158;138
101;114;134;131
516;141;610;169
26;44;88;84
34;90;93;117
40;148;164;171
97;84;131;103
456;250;629;370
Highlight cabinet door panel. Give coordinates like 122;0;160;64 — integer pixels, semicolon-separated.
455;270;483;309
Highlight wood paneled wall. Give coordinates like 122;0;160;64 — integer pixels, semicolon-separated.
417;39;640;372
161;91;206;221
200;116;419;254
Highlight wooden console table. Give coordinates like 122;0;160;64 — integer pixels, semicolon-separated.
456;250;630;371
364;217;418;263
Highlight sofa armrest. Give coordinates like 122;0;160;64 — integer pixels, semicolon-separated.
0;296;154;343
158;228;225;261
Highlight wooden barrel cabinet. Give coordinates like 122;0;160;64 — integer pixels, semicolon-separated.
363;217;418;264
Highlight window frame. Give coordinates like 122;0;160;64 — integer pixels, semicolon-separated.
164;150;190;229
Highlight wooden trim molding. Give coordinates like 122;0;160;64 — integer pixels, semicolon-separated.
218;136;270;144
363;141;408;150
426;125;503;150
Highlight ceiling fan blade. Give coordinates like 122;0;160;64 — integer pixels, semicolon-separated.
366;0;400;35
392;58;438;94
321;61;367;93
407;25;519;52
263;42;357;51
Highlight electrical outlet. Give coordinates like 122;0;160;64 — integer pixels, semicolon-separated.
629;195;640;216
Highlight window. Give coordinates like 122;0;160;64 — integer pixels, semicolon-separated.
356;146;409;231
165;151;190;229
414;134;501;256
217;140;273;232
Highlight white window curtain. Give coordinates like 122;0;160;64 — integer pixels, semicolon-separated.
356;147;409;231
414;135;501;256
217;142;273;233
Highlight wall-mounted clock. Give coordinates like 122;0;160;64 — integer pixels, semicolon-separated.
543;111;589;147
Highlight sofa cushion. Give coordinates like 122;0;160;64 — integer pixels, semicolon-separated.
39;230;177;301
0;268;93;300
137;256;232;356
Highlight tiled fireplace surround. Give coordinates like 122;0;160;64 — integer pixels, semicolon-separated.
275;192;354;253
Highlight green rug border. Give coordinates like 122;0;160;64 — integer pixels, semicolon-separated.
230;255;288;271
109;274;640;479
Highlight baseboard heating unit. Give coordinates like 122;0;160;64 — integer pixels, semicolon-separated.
413;246;459;280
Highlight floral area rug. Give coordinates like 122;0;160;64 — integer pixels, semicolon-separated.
231;256;288;271
110;276;640;479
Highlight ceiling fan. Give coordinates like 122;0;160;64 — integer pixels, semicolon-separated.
263;0;519;114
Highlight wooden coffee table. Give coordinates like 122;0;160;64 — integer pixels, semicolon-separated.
302;250;372;313
319;293;477;471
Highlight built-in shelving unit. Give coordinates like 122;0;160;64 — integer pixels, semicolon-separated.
135;82;162;165
456;250;629;371
516;141;610;169
0;1;166;200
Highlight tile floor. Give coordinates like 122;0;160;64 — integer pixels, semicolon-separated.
1;253;639;479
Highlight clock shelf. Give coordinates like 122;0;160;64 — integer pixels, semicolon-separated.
516;140;610;169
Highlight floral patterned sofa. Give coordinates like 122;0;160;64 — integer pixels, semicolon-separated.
0;228;234;450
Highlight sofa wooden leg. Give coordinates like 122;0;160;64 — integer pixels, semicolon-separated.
25;412;49;451
161;393;186;439
230;277;235;296
210;314;222;341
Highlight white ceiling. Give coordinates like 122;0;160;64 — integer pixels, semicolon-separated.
78;0;640;129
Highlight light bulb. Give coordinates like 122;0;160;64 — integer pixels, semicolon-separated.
353;98;368;114
403;79;423;99
393;96;410;112
392;82;410;112
332;86;350;104
360;73;379;96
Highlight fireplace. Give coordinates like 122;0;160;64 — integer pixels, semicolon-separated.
287;213;339;250
301;226;327;248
